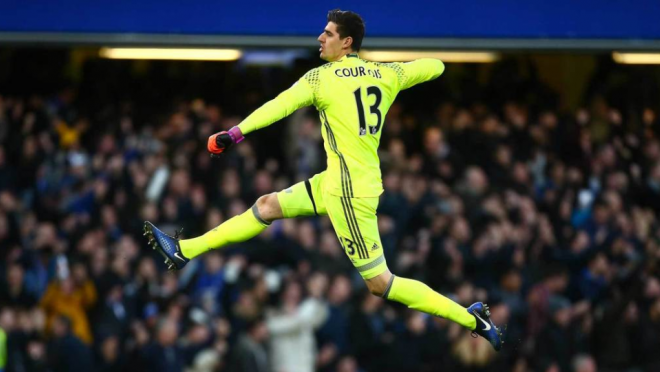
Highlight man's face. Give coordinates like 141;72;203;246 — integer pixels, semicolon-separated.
318;22;351;61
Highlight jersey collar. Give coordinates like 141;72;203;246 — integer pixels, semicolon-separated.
339;52;360;61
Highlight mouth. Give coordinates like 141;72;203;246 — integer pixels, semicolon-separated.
319;45;323;53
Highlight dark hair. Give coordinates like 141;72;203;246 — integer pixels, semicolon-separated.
246;316;266;334
327;9;365;52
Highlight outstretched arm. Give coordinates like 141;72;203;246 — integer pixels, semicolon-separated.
396;58;445;91
207;76;315;155
238;78;315;135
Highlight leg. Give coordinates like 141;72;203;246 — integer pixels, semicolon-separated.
324;194;503;350
367;269;503;351
177;192;278;259
364;268;475;329
254;193;284;221
178;172;327;260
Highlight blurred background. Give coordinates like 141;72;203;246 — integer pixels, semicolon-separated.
1;1;660;372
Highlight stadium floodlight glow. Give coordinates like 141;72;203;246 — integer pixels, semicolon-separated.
99;48;242;61
360;50;500;63
612;52;660;64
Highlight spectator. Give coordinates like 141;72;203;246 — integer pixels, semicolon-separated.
317;274;352;356
141;318;185;372
193;252;226;311
93;280;131;341
633;291;660;372
40;271;97;344
227;318;270;372
389;311;432;372
349;291;386;371
572;354;597;372
336;356;361;372
527;266;569;343
266;274;329;372
47;316;94;372
96;334;125;372
535;296;577;372
0;264;36;308
1;52;660;372
451;326;496;371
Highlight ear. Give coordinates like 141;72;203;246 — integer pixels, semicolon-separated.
342;36;353;51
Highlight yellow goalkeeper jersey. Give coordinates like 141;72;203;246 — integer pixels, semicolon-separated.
238;53;445;197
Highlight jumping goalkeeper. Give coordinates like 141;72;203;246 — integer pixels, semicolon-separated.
144;8;504;351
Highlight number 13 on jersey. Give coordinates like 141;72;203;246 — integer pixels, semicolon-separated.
353;86;383;136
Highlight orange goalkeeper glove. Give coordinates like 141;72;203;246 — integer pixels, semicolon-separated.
207;126;244;157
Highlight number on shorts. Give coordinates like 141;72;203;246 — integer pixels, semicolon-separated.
340;237;356;255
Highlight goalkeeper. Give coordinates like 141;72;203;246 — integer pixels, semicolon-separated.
145;9;503;350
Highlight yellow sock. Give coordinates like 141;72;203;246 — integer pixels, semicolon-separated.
385;276;476;330
180;205;269;259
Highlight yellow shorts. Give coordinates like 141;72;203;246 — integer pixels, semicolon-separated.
276;171;387;279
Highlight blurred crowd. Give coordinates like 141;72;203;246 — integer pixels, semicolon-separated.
1;56;660;372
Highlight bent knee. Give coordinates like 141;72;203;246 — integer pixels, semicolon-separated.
368;285;385;297
255;193;283;222
365;270;393;297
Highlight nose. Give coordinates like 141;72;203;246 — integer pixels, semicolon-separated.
318;33;324;42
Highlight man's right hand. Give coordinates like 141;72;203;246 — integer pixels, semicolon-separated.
207;126;244;156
